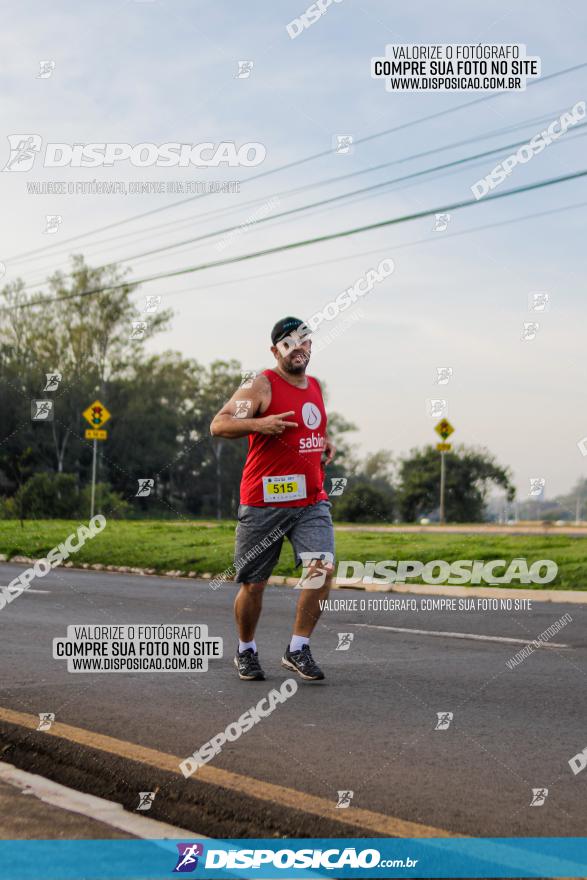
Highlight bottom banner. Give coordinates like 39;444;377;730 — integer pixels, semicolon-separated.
2;837;587;878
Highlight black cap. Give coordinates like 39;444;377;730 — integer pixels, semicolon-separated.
271;316;308;345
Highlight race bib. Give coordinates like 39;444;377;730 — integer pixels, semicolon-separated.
262;474;307;502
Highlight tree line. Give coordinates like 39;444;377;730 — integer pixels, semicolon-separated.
0;257;515;523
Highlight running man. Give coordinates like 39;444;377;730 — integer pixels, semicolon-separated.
210;317;336;682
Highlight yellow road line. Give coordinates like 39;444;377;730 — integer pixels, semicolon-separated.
0;705;458;839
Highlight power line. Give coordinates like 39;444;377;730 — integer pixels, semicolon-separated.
137;199;587;300
4;167;586;313
19;120;587;292
122;136;587;274
12;103;572;283
4;60;586;265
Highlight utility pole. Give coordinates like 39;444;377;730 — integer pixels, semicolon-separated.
434;419;454;525
439;449;446;525
90;440;98;518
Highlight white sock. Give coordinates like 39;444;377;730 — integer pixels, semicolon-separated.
290;634;309;653
238;640;257;653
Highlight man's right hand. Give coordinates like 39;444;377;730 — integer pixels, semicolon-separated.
254;411;298;435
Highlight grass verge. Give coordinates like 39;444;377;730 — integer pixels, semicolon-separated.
0;519;585;589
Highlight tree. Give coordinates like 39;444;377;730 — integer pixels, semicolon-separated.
325;436;396;522
0;255;172;484
15;473;79;518
333;482;394;522
396;445;514;523
106;352;201;514
189;360;250;518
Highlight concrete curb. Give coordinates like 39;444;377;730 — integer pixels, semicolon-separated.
1;556;587;603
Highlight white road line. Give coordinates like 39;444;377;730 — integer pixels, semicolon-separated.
0;761;205;839
352;623;569;648
0;587;49;594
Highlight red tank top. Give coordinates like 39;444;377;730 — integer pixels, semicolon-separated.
240;369;328;507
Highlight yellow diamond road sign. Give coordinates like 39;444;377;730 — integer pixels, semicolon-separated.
435;419;454;440
83;400;111;429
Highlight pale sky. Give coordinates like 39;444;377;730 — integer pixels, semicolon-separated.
1;0;586;497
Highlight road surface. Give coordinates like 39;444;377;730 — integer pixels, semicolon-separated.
0;562;586;840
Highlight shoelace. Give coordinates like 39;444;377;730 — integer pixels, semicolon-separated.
242;650;262;671
297;645;317;670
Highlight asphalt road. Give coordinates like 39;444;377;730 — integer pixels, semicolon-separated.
1;562;586;839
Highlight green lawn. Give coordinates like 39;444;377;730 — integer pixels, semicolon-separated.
0;519;586;589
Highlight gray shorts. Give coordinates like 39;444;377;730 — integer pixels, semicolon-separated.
234;500;335;584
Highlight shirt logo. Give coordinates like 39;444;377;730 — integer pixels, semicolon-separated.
302;401;321;429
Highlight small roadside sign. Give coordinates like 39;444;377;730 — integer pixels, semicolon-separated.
83;400;111;429
434;420;455;525
83;400;111;518
434;419;454;440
